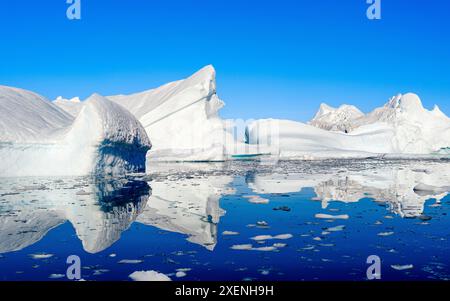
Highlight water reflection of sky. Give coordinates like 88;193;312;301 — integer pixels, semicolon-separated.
1;160;450;281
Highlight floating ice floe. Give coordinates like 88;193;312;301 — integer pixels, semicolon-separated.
315;214;350;220
391;264;414;271
222;231;240;236
129;270;172;281
30;253;54;259
377;232;395;237
243;195;270;204
48;274;65;279
118;259;144;264
250;234;293;241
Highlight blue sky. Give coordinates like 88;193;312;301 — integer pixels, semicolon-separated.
1;0;449;121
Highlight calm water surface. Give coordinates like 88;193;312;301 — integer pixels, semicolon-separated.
1;160;450;281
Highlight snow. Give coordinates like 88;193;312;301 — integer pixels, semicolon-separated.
0;87;151;177
129;270;172;281
247;93;450;159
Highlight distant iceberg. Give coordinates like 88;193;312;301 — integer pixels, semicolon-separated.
0;86;151;177
247;93;450;159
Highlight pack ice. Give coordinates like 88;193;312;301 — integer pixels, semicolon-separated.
247;93;450;159
0;86;151;177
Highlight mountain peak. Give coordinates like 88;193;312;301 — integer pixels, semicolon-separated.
387;93;424;112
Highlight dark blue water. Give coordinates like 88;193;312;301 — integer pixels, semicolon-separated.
1;160;449;281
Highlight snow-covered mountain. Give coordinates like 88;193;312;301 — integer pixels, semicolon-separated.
0;87;151;177
248;93;450;159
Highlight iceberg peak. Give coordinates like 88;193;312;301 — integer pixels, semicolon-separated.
314;103;336;119
386;93;424;112
55;96;81;103
310;102;364;133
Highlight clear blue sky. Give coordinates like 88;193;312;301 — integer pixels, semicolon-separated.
1;0;449;121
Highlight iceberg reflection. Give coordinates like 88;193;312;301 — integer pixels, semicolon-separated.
246;160;450;218
137;165;235;250
0;177;150;254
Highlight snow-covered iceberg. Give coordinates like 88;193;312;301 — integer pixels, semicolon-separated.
247;93;450;159
309;103;364;133
107;65;235;162
0;86;151;177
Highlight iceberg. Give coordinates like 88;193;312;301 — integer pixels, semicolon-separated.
247;93;450;159
0;86;151;177
107;65;236;162
309;103;364;133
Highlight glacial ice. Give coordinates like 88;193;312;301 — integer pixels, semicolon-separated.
247;93;450;159
0;86;151;177
107;65;236;162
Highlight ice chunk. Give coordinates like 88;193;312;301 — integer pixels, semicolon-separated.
129;270;171;281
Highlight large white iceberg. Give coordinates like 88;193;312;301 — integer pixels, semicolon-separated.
247;93;450;159
107;65;236;162
0;86;151;177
